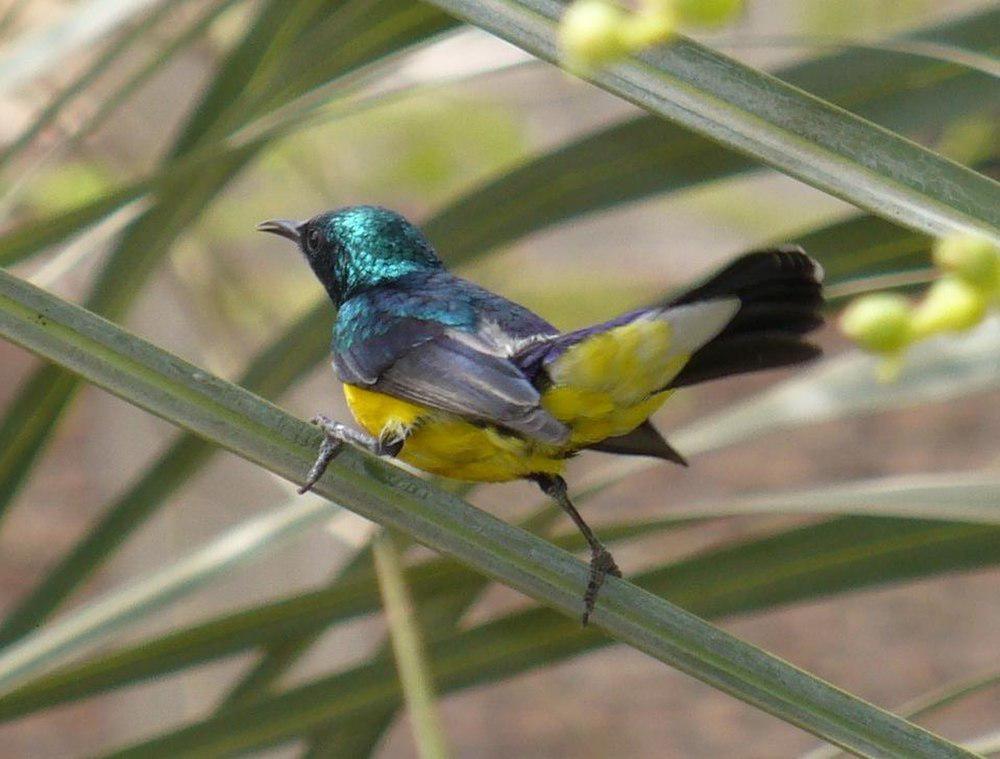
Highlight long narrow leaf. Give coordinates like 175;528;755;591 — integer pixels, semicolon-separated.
0;494;340;693
0;303;333;644
2;471;993;721
804;670;1000;759
422;0;1000;243
672;319;1000;459
426;8;1000;260
2;512;996;725
0;0;452;543
99;520;999;757
0;262;973;756
0;0;163;92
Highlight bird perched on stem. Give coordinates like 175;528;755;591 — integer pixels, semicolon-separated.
259;206;824;624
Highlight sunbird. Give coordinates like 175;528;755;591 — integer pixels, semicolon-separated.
259;206;824;623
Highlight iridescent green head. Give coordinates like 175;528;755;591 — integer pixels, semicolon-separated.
258;205;441;306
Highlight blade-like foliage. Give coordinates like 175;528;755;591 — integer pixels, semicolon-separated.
4;8;995;270
87;519;1000;757
0;0;454;542
1;473;996;724
0;266;973;757
426;8;1000;260
0;495;341;694
423;0;1000;242
0;305;333;644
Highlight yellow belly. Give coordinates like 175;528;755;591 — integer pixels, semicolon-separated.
343;383;674;482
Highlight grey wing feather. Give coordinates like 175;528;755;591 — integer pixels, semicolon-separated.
375;336;569;445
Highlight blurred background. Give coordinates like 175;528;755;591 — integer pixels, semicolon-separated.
0;0;997;756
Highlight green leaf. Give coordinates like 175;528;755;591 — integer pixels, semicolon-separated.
0;265;973;757
1;510;993;726
670;472;1000;524
296;505;561;756
0;0;452;545
0;0;172;92
427;8;1000;260
0;303;333;645
214;537;379;708
804;669;1000;759
0;494;341;694
2;470;993;721
4;7;995;271
422;0;999;243
96;519;999;757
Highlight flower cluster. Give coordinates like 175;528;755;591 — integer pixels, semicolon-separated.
840;234;1000;381
559;0;743;73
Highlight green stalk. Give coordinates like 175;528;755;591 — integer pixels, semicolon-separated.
373;530;450;759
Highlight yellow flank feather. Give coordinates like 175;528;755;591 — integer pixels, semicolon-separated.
342;314;700;482
343;384;564;481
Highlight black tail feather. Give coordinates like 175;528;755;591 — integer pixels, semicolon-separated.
666;247;824;389
669;333;822;388
668;246;823;307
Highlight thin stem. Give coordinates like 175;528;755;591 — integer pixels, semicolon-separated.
373;529;451;759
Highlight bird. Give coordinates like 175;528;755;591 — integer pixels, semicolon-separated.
258;205;824;624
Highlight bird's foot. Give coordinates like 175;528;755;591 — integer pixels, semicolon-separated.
299;415;403;495
582;543;622;626
298;415;349;494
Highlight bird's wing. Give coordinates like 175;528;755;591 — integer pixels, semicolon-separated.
334;314;569;445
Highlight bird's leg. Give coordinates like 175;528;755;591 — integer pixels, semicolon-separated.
299;414;403;495
531;473;621;626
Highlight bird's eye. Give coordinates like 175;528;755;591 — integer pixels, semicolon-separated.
304;228;323;254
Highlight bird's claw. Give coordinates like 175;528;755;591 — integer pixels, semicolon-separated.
581;543;620;626
298;419;347;494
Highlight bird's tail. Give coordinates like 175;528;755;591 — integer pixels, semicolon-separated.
663;246;824;389
515;247;824;465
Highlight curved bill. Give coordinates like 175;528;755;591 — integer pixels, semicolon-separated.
256;219;303;243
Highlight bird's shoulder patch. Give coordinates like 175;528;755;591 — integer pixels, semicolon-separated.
332;287;478;385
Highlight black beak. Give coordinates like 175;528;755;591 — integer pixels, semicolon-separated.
256;219;304;243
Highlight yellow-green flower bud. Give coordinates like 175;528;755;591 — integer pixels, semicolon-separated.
839;293;913;354
559;0;628;72
619;7;676;49
674;0;744;26
932;234;1000;292
911;276;988;338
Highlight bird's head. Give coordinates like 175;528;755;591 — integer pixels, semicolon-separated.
257;205;442;306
